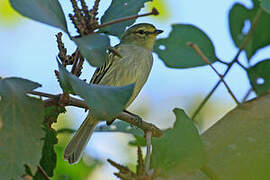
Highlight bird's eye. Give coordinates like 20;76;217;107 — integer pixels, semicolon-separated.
137;30;145;34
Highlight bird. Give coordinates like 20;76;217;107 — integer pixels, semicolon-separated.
63;23;163;164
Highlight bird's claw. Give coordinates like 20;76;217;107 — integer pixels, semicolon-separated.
134;114;142;126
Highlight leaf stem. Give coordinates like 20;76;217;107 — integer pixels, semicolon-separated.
95;8;159;30
191;7;263;120
187;42;240;105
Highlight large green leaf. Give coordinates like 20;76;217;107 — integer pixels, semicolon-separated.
151;108;206;176
171;91;270;179
94;121;144;136
100;0;152;37
229;0;270;60
57;61;134;121
247;59;270;96
73;34;110;67
261;0;270;14
9;0;68;32
154;24;218;68
0;77;44;180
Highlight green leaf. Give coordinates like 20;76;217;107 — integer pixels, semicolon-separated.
74;34;110;67
9;0;68;32
57;61;134;121
53;145;100;180
151;108;206;176
0;77;44;180
44;106;66;126
261;0;270;14
229;0;270;59
247;59;270;96
100;0;152;37
154;24;218;68
171;91;270;179
34;125;58;179
34;106;65;179
94;121;144;136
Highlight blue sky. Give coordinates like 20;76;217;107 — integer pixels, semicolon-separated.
1;0;270;179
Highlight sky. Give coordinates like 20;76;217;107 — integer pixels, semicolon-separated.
1;0;270;179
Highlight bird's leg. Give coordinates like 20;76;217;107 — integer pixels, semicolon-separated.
123;110;143;126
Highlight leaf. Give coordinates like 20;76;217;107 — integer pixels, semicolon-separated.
229;0;270;60
172;91;270;179
34;106;65;179
100;0;152;37
154;24;218;68
0;77;44;180
247;59;270;96
44;106;66;126
9;0;68;32
261;0;270;14
151;108;206;176
53;145;100;180
73;34;110;67
94;121;144;136
57;61;134;121
34;125;58;179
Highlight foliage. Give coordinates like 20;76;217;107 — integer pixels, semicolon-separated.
175;91;270;179
1;0;270;179
151;109;206;176
154;24;218;68
58;61;134;121
0;78;44;180
100;0;152;36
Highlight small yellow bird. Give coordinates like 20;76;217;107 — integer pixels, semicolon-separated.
64;23;163;164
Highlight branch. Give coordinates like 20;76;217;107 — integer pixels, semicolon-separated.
145;131;152;173
187;42;240;105
191;7;263;120
28;91;163;137
37;165;50;180
95;8;159;30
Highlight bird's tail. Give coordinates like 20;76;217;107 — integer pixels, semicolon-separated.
63;114;98;164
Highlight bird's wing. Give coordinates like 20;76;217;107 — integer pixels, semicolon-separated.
90;45;120;84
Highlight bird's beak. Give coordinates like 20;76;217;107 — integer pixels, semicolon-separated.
154;29;163;34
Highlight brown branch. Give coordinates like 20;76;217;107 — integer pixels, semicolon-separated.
145;131;152;173
95;8;159;30
191;7;263;120
187;42;240;105
28;91;163;137
37;165;50;180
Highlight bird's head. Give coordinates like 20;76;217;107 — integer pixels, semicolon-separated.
121;23;163;50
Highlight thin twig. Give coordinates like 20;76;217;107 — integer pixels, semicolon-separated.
191;7;263;120
95;8;159;30
187;42;240;105
145;131;152;173
37;165;50;180
28;91;56;99
28;91;163;137
236;60;247;70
